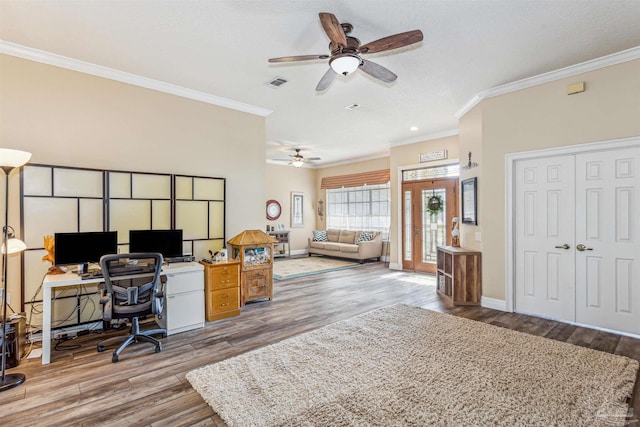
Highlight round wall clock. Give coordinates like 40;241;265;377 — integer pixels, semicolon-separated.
266;200;282;220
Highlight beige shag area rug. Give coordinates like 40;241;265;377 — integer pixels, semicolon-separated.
272;256;360;280
186;304;638;426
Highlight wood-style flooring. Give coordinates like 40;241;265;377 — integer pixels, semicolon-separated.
1;262;639;426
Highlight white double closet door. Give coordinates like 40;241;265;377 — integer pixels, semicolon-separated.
515;146;640;335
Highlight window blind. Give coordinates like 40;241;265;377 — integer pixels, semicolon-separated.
320;169;390;190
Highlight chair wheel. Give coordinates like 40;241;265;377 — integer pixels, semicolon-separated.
112;353;119;363
155;344;162;353
97;345;105;352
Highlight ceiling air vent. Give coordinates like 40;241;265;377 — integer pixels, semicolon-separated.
266;77;288;89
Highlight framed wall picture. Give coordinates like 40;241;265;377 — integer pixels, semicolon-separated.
461;177;477;225
291;192;304;228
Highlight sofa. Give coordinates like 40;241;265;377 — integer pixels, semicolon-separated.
308;229;383;263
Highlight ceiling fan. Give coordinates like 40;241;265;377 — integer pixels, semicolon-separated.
268;12;423;91
272;149;321;168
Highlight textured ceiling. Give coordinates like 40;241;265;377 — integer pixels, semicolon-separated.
1;0;639;166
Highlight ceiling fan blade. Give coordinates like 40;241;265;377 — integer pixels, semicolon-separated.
269;54;330;63
319;12;347;47
305;157;322;161
315;68;337;91
359;30;424;54
360;59;397;83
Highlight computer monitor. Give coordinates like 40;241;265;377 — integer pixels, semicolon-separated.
54;231;118;267
129;229;183;258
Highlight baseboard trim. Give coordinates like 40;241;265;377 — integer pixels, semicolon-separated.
388;262;402;270
481;297;509;312
290;249;307;256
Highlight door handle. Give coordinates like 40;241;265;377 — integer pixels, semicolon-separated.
554;244;570;250
576;244;593;252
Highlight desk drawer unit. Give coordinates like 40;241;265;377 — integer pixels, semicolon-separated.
202;260;241;321
159;268;205;335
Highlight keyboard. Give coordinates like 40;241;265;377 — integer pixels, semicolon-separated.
79;271;103;280
79;266;152;280
107;266;146;276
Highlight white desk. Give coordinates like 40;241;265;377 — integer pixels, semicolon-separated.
41;262;204;364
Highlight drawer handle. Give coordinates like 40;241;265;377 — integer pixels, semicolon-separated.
221;293;228;298
221;270;228;275
220;302;230;307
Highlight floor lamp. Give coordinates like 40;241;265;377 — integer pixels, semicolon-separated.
0;148;31;392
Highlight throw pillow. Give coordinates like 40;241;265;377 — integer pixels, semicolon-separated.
312;230;328;242
356;231;374;243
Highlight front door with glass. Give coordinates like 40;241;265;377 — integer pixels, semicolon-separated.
402;178;458;273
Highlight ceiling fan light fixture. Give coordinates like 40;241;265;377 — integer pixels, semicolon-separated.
291;159;305;168
330;54;361;76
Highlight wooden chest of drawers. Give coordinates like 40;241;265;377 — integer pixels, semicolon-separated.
201;259;241;321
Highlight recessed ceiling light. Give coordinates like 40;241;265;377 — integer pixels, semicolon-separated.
344;103;360;110
410;126;419;131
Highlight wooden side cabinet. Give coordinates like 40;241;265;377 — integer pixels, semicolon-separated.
268;231;290;258
242;266;273;306
201;259;241;321
436;246;481;305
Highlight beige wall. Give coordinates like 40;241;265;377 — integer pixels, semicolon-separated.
0;54;266;306
457;107;483;250
265;163;316;253
460;59;640;301
389;135;460;266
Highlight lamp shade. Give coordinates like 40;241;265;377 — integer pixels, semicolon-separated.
1;238;27;255
330;54;361;75
0;149;31;168
291;160;305;168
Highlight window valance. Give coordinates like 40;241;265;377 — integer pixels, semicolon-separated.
320;169;390;190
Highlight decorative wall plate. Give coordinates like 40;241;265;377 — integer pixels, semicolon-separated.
266;199;282;220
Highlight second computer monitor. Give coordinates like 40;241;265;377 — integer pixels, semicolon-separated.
129;229;183;258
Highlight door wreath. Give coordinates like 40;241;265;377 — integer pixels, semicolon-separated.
426;194;443;216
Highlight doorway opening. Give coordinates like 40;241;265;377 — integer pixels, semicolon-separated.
402;172;459;274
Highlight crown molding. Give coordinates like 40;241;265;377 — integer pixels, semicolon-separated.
389;128;459;147
317;151;390;169
455;45;640;119
0;40;273;117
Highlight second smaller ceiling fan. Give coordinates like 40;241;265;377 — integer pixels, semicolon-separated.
272;149;321;168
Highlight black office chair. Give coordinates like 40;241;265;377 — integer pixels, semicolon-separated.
97;252;166;362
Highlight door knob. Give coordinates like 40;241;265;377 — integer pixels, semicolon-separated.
554;244;570;250
576;244;593;252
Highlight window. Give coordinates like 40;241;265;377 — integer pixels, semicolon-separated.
402;163;459;181
326;183;390;237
